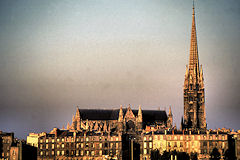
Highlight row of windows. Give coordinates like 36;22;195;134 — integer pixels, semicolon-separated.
40;142;120;150
40;136;119;143
143;137;152;141
39;149;119;157
143;142;152;149
153;141;226;149
152;135;227;141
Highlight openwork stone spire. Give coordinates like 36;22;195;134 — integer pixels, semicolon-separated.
189;1;199;80
183;2;206;131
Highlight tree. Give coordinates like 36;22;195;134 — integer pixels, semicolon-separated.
151;149;160;160
190;152;198;160
210;148;221;160
178;152;190;160
151;150;191;160
223;149;236;160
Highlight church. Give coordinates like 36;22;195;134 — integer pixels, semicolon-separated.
28;3;240;160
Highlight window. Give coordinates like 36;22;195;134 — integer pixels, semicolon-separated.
144;142;147;148
189;96;193;101
103;150;108;155
144;149;147;154
104;143;108;148
180;142;183;147
149;142;152;148
174;142;177;147
203;141;207;146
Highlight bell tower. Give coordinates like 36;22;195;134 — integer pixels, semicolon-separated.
183;2;206;131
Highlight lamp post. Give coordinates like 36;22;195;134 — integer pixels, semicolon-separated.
131;138;133;160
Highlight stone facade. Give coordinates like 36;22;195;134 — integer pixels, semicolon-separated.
38;129;122;160
36;105;170;160
235;132;240;160
0;131;14;160
0;131;37;160
145;130;229;160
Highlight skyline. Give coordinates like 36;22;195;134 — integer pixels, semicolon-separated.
0;0;240;139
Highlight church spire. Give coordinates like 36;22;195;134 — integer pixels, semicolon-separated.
137;105;142;122
183;2;206;131
118;105;124;122
189;0;199;78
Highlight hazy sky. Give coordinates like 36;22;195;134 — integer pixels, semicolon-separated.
0;0;239;139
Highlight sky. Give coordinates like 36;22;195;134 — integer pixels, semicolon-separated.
0;0;239;139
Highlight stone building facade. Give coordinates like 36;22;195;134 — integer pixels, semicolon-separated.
0;131;14;160
0;131;37;160
144;130;229;160
36;105;170;160
38;129;122;160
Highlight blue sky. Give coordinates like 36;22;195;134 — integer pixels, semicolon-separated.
0;0;239;139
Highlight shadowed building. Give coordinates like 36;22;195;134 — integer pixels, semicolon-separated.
70;105;168;133
0;131;37;160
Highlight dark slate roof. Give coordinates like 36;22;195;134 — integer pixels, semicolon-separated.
79;108;167;122
80;109;119;120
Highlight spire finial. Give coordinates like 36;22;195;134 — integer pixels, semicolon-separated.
192;0;195;15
